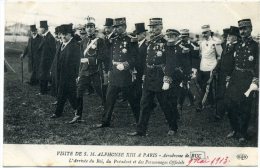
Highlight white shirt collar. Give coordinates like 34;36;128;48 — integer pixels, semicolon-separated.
138;38;146;47
32;34;37;39
42;30;49;37
62;37;73;48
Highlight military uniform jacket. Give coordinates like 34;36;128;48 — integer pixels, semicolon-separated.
38;32;56;80
164;42;183;87
226;37;259;102
23;34;42;73
143;34;172;92
108;33;137;87
57;38;80;94
79;35;106;77
176;40;195;81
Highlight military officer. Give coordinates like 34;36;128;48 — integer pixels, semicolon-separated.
21;25;42;86
196;25;222;112
38;20;56;95
128;18;178;136
177;29;196;109
95;17;140;128
69;17;107;124
215;26;239;121
50;24;81;119
225;19;259;144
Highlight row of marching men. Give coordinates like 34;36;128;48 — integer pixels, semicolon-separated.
21;17;258;145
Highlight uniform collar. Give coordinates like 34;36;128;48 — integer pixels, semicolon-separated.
150;33;164;42
32;34;38;39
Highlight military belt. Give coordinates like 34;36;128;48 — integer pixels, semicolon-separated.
235;66;254;73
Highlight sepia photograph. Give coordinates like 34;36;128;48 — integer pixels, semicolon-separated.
1;0;259;167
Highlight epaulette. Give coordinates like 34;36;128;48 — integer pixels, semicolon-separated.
166;41;175;46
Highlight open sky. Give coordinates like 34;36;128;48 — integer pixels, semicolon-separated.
4;0;260;35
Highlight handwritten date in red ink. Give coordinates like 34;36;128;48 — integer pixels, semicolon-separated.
187;156;230;166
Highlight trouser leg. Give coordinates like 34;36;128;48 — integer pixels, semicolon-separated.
40;80;48;94
157;90;178;131
240;97;253;138
101;85;120;125
136;89;155;134
122;85;140;123
92;73;106;105
55;91;68;116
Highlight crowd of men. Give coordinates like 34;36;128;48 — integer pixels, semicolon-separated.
20;17;259;145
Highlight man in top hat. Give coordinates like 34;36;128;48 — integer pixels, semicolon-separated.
225;19;259;144
196;24;222;112
70;16;107;124
215;26;239;121
102;18;114;95
95;17;140;128
221;28;230;49
50;25;62;101
177;29;198;109
21;24;42;85
128;18;178;136
50;24;81;119
133;22;148;104
38;20;56;95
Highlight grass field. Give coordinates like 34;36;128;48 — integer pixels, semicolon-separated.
4;41;258;147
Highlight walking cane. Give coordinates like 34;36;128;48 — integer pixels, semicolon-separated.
21;56;24;83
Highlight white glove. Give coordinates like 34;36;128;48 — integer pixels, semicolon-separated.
76;77;80;83
191;68;197;79
81;58;89;63
162;82;170;90
116;64;124;71
179;82;183;88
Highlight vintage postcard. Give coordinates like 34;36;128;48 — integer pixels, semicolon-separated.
2;0;259;167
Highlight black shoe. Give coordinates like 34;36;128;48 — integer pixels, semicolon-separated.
68;115;81;124
93;123;110;128
127;132;146;136
238;137;247;145
50;114;61;119
227;131;237;138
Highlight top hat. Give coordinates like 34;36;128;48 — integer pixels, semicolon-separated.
104;18;113;27
55;26;61;35
180;29;189;37
222;28;229;37
228;26;240;37
30;25;37;31
40;20;48;29
201;24;211;33
148;18;162;26
238;18;252;28
59;24;73;34
113;17;126;27
134;23;147;34
166;29;180;36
